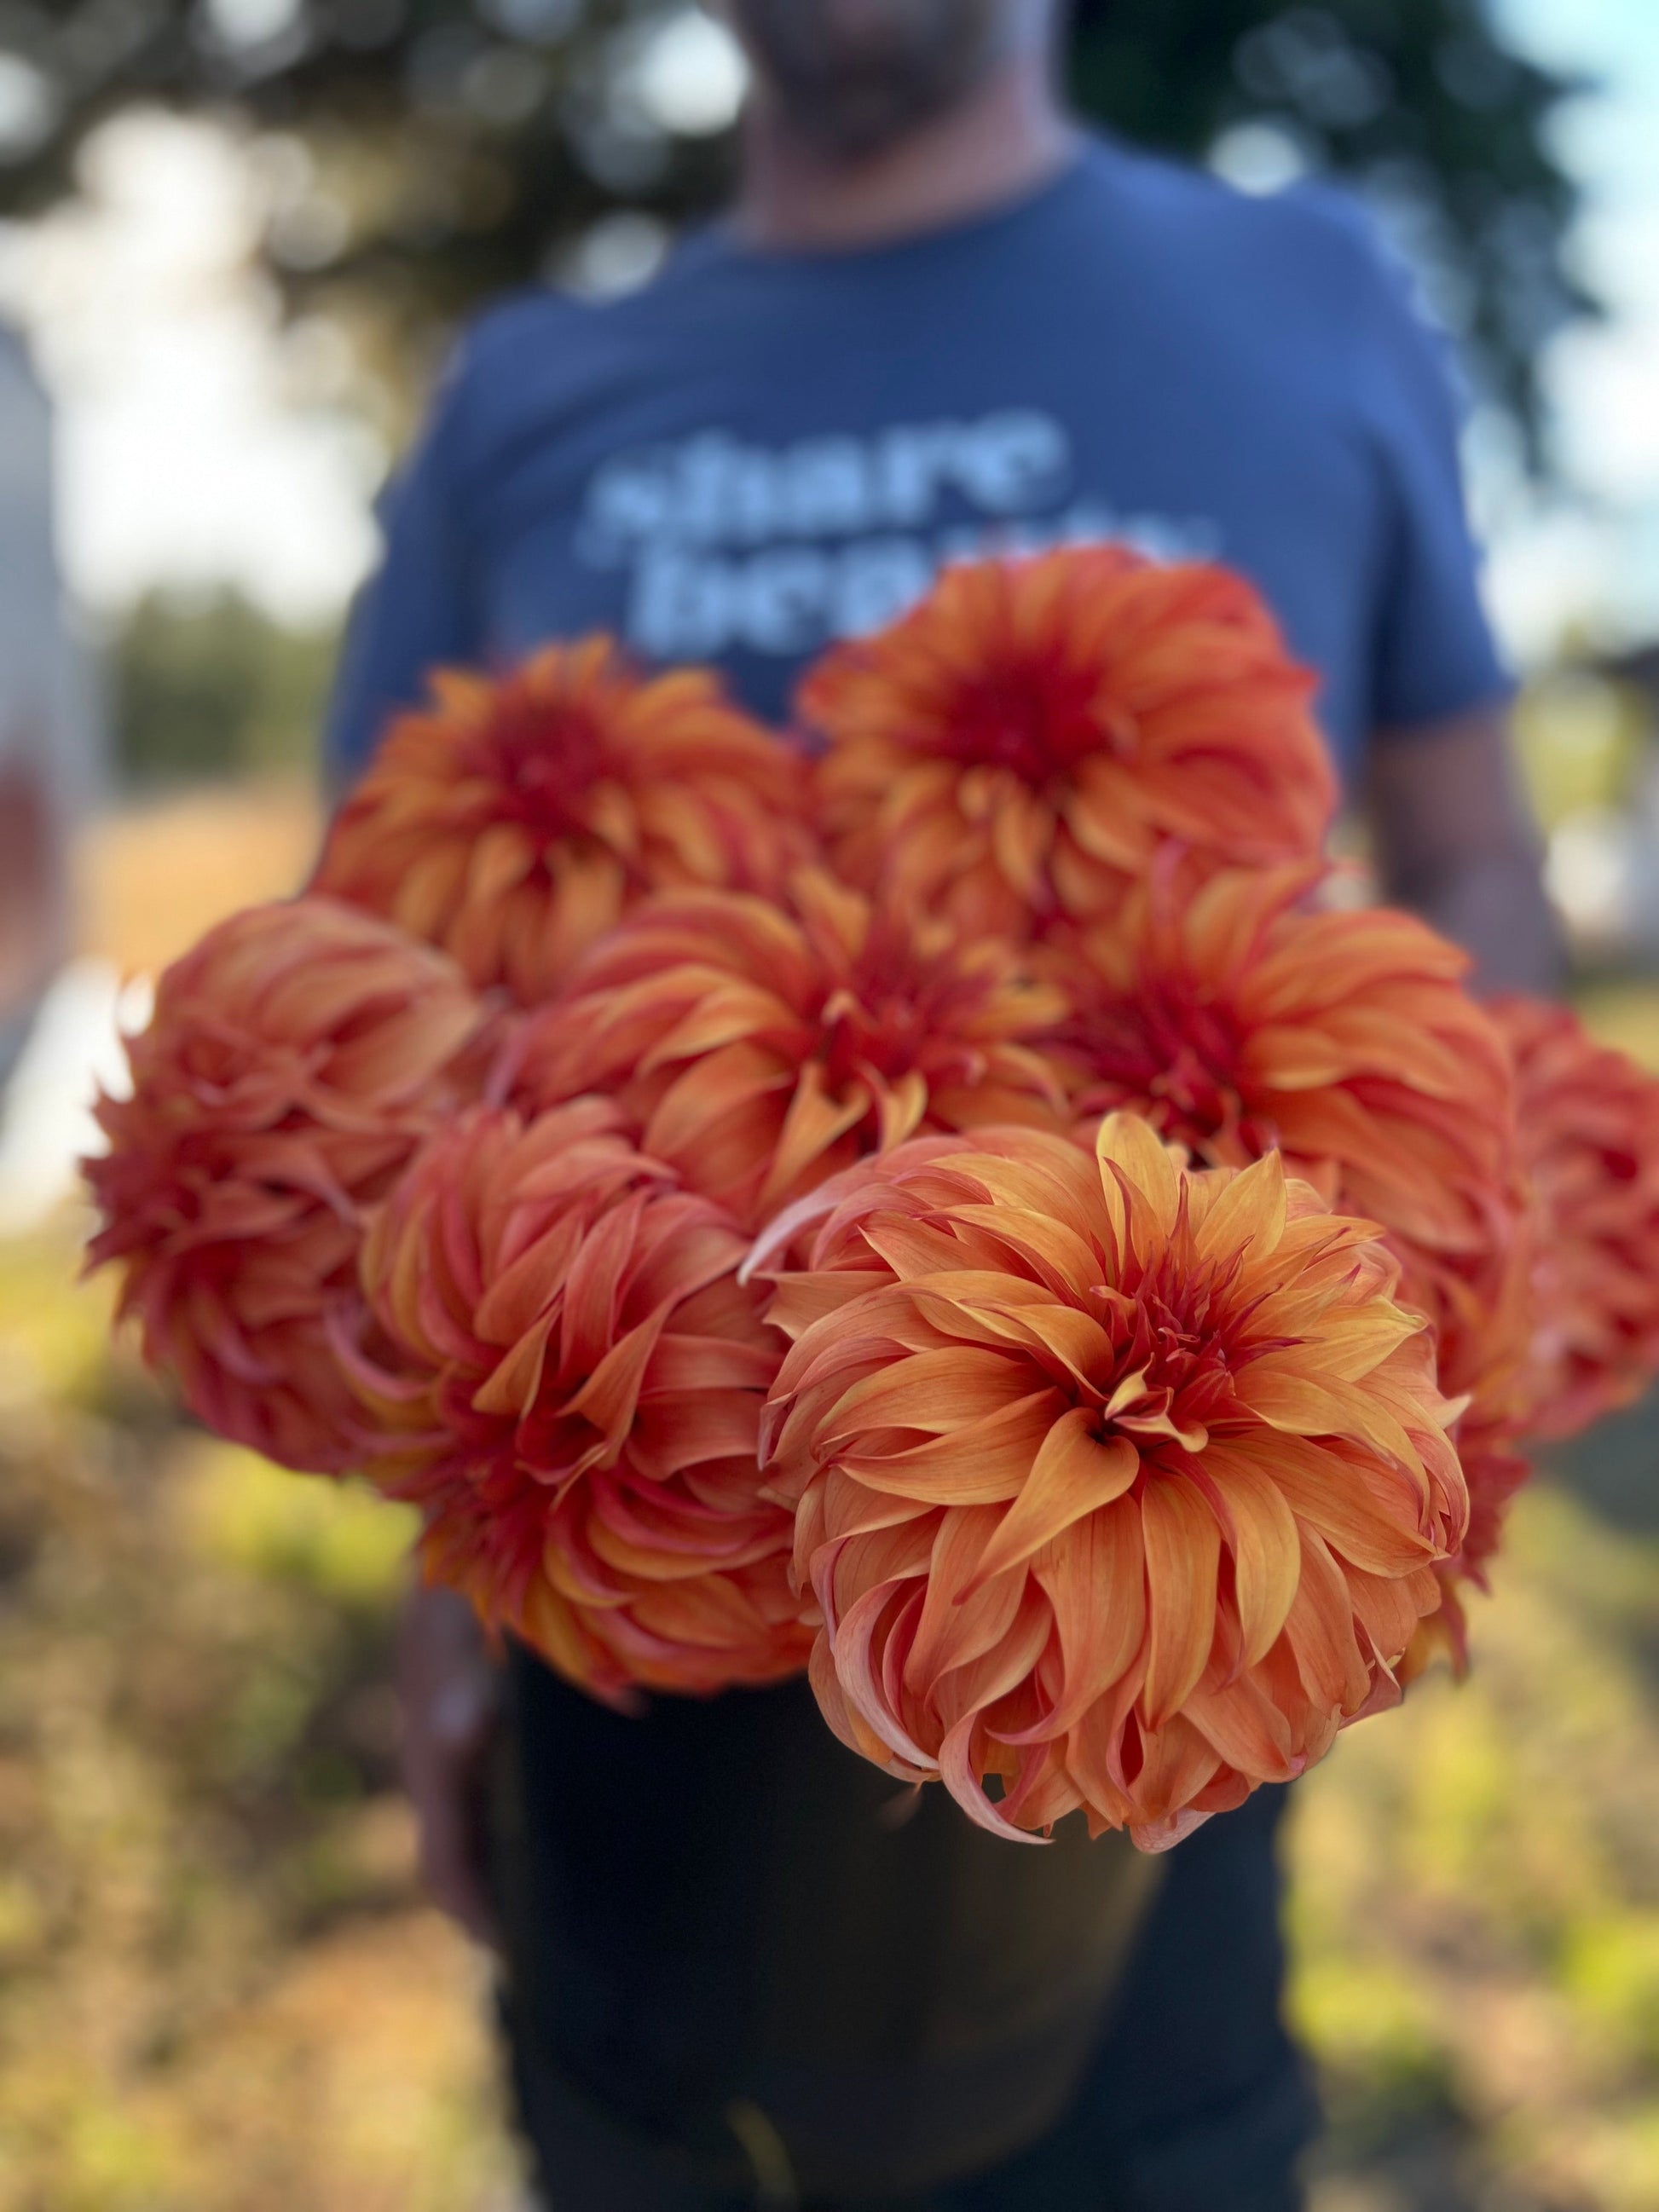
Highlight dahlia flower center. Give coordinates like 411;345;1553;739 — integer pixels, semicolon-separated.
929;662;1111;784
812;953;973;1095
1068;989;1278;1158
1079;1283;1247;1451
819;991;919;1087
478;695;610;840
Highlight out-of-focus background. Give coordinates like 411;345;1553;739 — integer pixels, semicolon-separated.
0;4;1656;2209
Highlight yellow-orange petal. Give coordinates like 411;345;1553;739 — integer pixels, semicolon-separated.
313;636;813;1003
806;547;1334;939
84;897;490;1475
760;1119;1465;1847
350;1101;811;1701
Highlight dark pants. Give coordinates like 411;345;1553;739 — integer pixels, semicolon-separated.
504;2019;1314;2212
492;1649;1317;2212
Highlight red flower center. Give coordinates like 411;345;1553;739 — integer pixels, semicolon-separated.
1063;986;1279;1162
922;661;1112;784
472;690;610;842
986;1244;1254;1476
1112;1267;1250;1446
810;931;988;1096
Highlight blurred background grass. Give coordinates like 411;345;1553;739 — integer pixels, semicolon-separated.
0;783;526;2212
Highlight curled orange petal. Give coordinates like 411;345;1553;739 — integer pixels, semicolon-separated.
1037;863;1531;1583
758;1115;1467;1848
1496;993;1659;1441
805;549;1335;939
1407;996;1659;1675
314;636;812;1003
512;871;1068;1231
84;897;489;1474
350;1099;812;1701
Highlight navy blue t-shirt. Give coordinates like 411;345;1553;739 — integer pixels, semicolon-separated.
329;136;1506;789
327;138;1508;2205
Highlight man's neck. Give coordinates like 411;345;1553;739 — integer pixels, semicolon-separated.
734;65;1079;256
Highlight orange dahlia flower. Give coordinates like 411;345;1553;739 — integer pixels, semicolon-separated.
1038;863;1530;1429
1494;993;1659;1440
348;1100;809;1700
513;870;1067;1233
313;637;810;1004
758;1116;1467;1851
1413;990;1659;1655
804;548;1335;939
84;898;486;1474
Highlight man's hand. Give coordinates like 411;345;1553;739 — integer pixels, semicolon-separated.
1366;702;1564;995
396;1582;502;1949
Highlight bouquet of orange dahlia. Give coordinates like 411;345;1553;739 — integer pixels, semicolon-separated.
86;545;1659;1849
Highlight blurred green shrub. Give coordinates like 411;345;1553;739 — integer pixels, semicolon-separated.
0;1216;518;2212
1512;670;1653;835
111;591;340;788
1292;1950;1459;2154
1564;1915;1659;2075
180;1440;419;1612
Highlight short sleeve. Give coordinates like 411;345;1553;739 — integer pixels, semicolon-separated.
324;345;483;786
1356;240;1512;738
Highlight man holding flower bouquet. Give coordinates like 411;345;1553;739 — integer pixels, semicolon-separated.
327;2;1558;2204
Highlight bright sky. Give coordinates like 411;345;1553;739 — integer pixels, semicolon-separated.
2;0;1656;657
2;116;384;624
1483;0;1659;655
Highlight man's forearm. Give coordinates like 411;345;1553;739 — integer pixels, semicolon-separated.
1367;706;1565;998
1380;843;1564;996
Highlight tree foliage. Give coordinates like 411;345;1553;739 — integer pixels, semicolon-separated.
0;0;1587;449
1072;0;1586;448
113;589;340;784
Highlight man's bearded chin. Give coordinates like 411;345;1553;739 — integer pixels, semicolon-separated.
729;0;1013;158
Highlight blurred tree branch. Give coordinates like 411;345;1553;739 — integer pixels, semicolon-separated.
1072;0;1591;457
0;0;1590;455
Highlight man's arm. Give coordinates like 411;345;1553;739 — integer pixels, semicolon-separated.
396;1583;500;1948
1364;702;1564;996
331;344;499;1942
